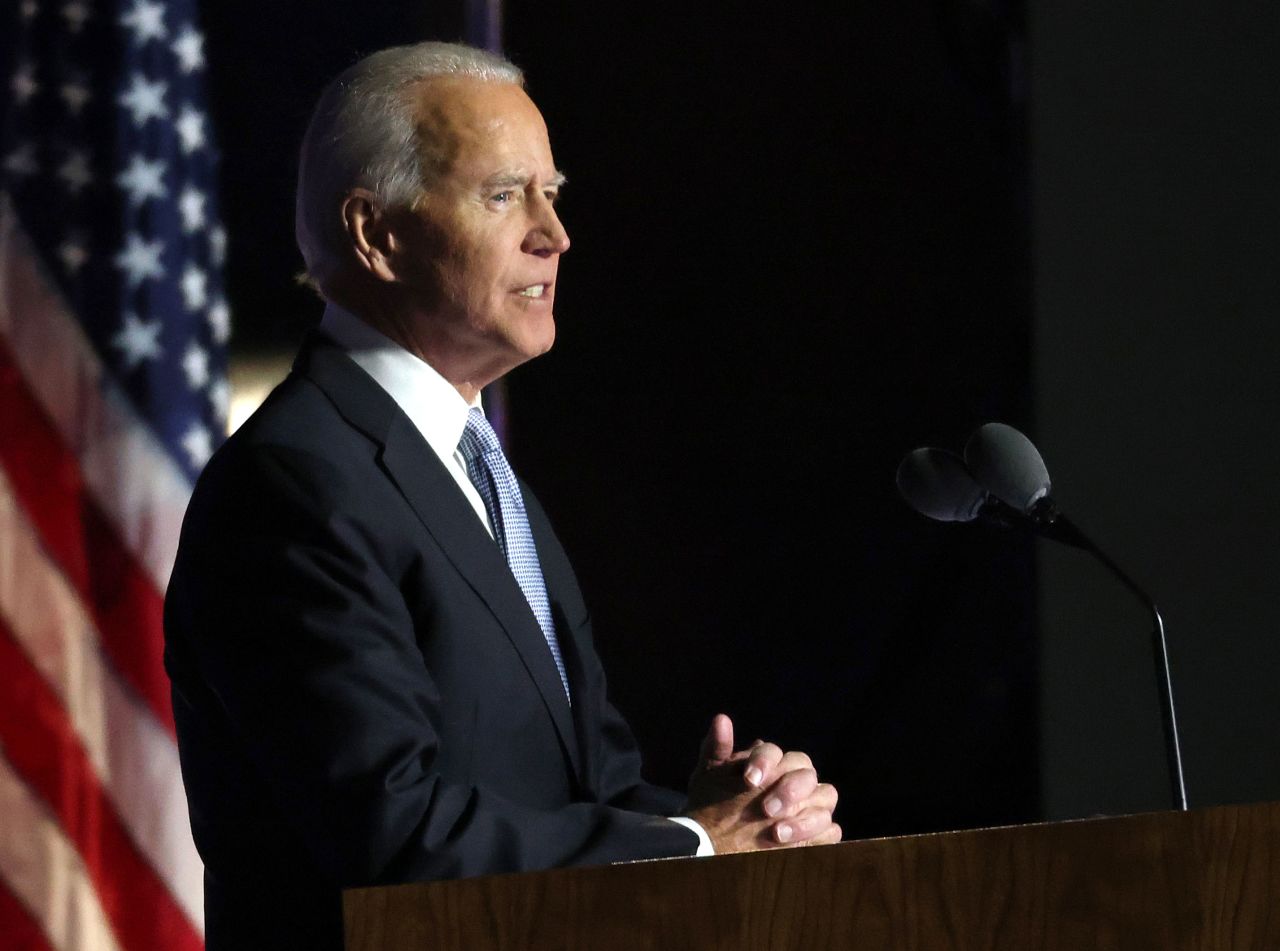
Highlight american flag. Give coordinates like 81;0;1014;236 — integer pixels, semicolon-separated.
0;0;224;947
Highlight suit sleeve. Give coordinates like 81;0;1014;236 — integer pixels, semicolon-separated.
165;442;697;890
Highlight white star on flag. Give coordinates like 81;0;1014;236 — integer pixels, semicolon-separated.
62;1;91;31
180;264;208;311
208;378;230;424
60;81;92;115
4;144;38;177
12;64;39;104
207;297;231;344
58;239;90;275
209;224;227;265
172;27;206;73
116;154;167;207
117;73;169;126
175;107;206;154
114;232;165;287
178;186;206;232
181;422;213;468
58;150;94;193
182;342;209;389
118;0;168;45
112;312;164;369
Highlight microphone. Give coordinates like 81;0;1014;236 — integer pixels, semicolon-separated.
962;422;1051;513
960;422;1090;551
895;447;987;523
952;422;1188;811
895;445;1029;533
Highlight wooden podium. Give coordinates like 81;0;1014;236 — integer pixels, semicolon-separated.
344;800;1280;950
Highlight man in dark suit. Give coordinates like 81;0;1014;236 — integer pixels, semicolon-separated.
164;41;839;951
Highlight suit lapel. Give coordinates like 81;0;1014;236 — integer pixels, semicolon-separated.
297;338;582;776
524;490;601;795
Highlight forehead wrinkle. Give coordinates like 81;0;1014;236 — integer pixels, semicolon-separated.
410;99;467;185
406;77;559;201
407;76;506;184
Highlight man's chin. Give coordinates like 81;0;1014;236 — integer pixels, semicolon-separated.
519;316;556;360
489;322;555;378
536;321;556;356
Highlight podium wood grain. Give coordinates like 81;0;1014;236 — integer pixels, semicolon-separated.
344;800;1280;950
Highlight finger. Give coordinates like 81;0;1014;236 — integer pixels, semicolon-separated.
743;741;783;788
776;781;838;815
807;823;843;846
771;805;833;845
760;767;818;818
720;747;755;765
800;782;838;812
775;750;814;773
698;713;735;767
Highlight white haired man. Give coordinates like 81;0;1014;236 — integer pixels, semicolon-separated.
165;41;839;951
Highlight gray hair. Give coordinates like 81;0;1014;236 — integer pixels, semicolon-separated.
295;42;524;295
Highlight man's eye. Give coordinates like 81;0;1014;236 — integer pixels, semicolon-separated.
490;190;514;204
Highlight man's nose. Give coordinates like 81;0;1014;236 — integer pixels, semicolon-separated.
524;200;570;257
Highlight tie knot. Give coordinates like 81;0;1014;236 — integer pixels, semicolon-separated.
458;407;503;462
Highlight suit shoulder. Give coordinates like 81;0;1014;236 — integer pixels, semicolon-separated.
188;372;378;524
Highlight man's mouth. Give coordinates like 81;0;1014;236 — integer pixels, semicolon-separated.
517;284;547;299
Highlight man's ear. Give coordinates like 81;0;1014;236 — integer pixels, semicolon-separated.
341;188;400;283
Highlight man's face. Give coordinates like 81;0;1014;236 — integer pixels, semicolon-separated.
391;78;570;387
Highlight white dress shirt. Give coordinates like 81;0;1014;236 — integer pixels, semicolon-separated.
319;304;494;537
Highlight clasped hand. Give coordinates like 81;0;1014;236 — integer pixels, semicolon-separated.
683;713;841;854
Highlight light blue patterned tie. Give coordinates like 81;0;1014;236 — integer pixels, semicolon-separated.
458;408;571;702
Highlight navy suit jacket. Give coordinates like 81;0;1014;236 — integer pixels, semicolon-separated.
164;338;696;950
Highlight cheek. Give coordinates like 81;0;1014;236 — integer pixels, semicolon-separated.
450;242;505;305
430;247;484;307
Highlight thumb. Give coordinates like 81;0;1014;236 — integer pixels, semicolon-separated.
698;713;735;767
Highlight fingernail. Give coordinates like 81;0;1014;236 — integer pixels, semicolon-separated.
776;824;793;843
745;767;763;787
763;797;782;817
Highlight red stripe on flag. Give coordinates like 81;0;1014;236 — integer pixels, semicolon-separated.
0;336;174;736
0;619;202;951
0;876;56;951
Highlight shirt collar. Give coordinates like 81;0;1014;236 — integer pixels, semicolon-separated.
318;303;481;460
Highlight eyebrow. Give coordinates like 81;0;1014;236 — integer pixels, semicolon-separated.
480;170;568;191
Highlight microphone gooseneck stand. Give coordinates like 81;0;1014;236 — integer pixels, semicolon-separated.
901;425;1190;811
1027;498;1189;812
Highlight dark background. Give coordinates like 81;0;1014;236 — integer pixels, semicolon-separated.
501;3;1035;837
202;1;1280;837
1032;1;1280;819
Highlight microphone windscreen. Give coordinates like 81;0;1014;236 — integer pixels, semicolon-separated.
963;422;1051;513
896;447;987;522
